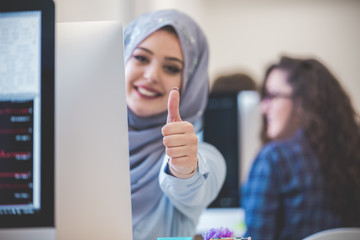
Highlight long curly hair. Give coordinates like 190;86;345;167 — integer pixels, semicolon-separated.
260;56;360;225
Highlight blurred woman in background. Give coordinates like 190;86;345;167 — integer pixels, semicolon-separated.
242;56;360;240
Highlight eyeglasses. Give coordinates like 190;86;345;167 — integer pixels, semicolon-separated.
262;92;292;101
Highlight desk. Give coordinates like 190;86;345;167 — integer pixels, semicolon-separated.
196;208;246;236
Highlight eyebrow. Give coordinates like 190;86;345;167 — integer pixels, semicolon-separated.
136;47;152;55
135;47;184;66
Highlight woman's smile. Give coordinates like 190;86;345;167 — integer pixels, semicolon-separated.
134;85;162;98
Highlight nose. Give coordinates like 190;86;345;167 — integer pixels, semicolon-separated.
144;62;160;83
260;99;270;115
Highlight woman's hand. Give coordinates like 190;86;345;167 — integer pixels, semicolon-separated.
162;88;198;179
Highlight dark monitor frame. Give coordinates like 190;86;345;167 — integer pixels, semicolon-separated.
0;0;55;228
203;92;241;208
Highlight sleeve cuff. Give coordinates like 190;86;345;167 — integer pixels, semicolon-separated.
160;152;209;181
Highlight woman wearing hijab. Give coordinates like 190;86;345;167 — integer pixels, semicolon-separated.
124;9;226;240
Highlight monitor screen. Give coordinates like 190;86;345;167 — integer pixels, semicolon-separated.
0;0;55;236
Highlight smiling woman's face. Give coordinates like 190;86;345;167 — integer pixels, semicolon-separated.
125;29;183;117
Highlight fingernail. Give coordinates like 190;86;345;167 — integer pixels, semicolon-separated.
172;87;179;91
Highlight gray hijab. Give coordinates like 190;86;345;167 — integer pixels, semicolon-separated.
124;9;209;225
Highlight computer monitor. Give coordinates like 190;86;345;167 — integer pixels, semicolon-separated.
197;91;261;236
204;92;241;208
203;90;261;208
55;21;133;240
0;0;55;239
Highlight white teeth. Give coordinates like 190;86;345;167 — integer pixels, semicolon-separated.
137;87;157;97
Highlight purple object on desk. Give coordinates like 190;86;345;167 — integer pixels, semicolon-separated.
202;227;234;240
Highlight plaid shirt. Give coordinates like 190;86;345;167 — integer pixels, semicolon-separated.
242;131;342;240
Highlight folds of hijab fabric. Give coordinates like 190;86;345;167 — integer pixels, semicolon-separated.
124;9;210;225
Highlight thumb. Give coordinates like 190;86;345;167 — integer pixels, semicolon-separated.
167;87;182;123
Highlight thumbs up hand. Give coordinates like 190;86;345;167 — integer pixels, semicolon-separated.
162;88;198;179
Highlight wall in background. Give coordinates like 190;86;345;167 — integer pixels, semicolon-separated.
54;0;134;23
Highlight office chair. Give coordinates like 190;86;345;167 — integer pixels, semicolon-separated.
211;72;257;94
302;227;360;240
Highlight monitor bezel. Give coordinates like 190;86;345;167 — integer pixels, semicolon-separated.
0;0;55;228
